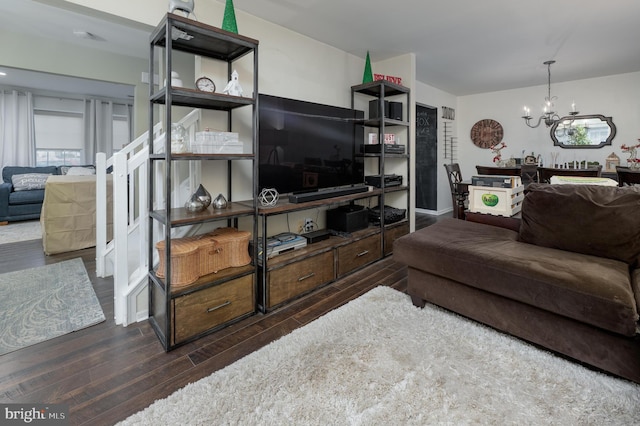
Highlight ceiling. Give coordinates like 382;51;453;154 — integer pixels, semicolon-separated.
1;0;639;97
0;0;150;99
233;0;640;95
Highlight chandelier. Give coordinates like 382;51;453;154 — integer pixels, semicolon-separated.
522;60;578;128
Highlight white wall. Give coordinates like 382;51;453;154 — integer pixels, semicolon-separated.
0;28;149;137
456;72;640;186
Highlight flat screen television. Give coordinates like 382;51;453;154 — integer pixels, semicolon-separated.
258;93;365;196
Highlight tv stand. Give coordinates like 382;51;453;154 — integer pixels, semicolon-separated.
288;185;369;203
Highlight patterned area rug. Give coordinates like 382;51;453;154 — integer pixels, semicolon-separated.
0;220;42;244
0;258;105;355
119;286;640;425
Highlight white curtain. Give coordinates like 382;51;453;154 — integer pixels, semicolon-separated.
85;98;114;162
0;90;35;169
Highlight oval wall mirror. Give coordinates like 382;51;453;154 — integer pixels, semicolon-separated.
550;114;616;149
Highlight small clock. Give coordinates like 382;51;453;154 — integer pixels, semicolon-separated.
470;119;504;149
195;77;216;93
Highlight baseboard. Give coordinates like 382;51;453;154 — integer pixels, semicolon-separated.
416;207;451;216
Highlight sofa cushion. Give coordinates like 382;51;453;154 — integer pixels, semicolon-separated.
9;189;46;205
2;166;58;184
519;184;640;265
11;173;51;191
394;218;639;336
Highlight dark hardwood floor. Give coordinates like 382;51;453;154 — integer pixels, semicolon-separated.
0;212;448;425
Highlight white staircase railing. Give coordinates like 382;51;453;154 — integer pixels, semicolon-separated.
96;109;202;326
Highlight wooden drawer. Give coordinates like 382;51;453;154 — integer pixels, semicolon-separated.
267;251;334;308
173;274;254;344
384;222;409;255
336;233;381;277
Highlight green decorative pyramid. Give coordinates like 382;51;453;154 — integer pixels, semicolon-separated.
362;51;373;83
222;0;238;33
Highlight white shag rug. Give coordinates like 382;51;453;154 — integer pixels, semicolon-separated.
119;286;640;425
0;220;41;244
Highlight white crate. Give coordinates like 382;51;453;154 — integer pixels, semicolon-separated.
191;141;244;154
196;130;239;143
193;131;243;154
468;185;524;217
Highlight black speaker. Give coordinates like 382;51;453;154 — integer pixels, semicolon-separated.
369;100;389;119
369;100;402;120
326;205;369;233
388;101;403;120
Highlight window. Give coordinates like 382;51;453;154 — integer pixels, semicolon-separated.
112;104;132;152
34;103;84;166
36;149;82;166
32;94;132;165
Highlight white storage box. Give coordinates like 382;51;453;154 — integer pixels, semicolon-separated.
193;131;243;154
468;185;525;217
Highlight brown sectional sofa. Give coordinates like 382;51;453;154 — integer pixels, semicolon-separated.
394;183;640;383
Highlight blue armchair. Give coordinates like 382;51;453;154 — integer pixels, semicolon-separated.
0;166;59;223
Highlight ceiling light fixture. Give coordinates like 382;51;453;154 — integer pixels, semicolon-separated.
522;60;578;128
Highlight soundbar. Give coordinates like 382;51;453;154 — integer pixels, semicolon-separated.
288;185;369;203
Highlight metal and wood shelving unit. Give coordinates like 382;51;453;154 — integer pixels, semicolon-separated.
147;13;259;351
351;80;411;256
255;81;411;313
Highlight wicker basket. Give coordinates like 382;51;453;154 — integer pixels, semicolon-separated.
155;238;201;288
200;227;251;271
155;227;251;290
192;233;226;275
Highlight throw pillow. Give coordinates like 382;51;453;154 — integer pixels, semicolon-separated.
66;167;95;176
519;183;640;265
60;165;96;175
11;173;51;191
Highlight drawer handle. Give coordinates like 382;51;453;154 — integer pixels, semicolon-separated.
298;272;315;282
356;250;369;257
207;300;231;313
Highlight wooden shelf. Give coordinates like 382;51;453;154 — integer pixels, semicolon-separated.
150;152;254;161
256;188;383;216
150;87;254;110
151;13;258;61
148;255;257;296
362;117;410;128
150;201;254;226
359;153;409;159
351;80;409;98
169;264;255;297
264;227;380;270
